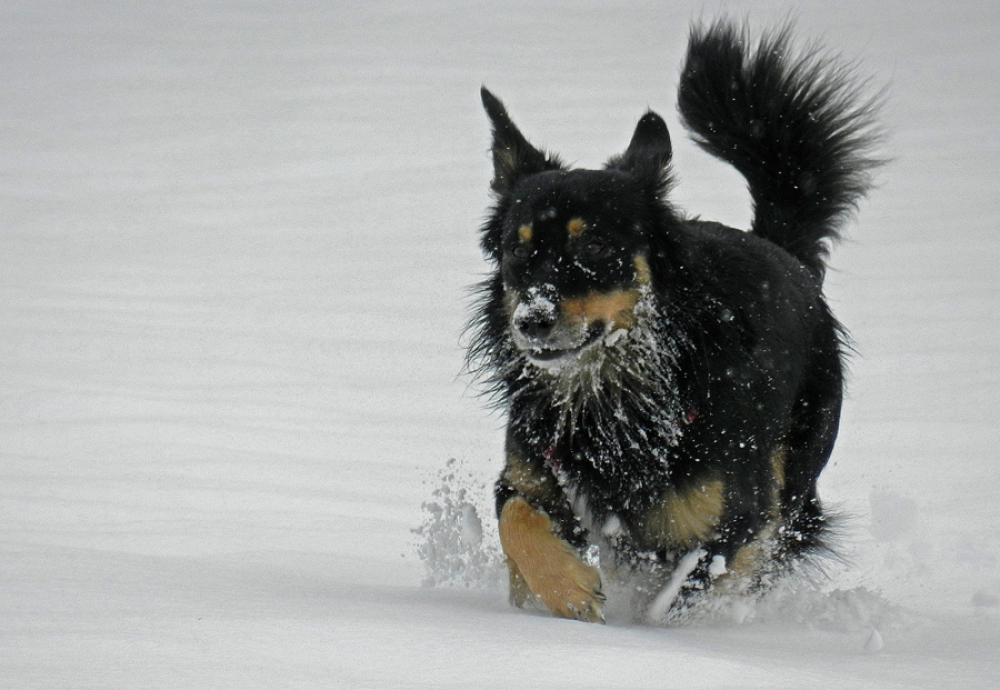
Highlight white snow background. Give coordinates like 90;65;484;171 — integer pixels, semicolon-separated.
2;1;998;687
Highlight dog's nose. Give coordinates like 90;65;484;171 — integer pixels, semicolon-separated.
515;312;557;340
513;286;560;342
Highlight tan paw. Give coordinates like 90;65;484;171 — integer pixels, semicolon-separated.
499;497;605;623
529;552;605;623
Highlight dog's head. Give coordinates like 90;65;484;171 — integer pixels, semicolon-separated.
480;88;675;370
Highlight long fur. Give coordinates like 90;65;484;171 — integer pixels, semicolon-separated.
468;19;881;622
678;21;883;278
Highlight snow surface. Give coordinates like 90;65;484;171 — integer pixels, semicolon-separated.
2;1;998;687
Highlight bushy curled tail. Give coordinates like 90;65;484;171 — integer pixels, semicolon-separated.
678;20;883;278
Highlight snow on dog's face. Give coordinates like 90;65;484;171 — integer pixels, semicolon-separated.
499;171;653;370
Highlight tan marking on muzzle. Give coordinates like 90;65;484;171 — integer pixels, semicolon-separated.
560;288;642;330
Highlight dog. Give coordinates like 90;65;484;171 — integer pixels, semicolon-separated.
467;19;880;623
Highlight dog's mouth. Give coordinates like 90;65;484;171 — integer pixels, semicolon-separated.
524;323;605;365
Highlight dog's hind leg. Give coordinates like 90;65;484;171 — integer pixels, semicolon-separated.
638;471;776;620
779;319;845;557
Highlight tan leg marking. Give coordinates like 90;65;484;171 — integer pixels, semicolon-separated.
501;453;559;504
769;444;787;520
728;541;763;580
633;254;652;285
498;497;604;623
771;446;786;493
714;514;781;593
712;542;761;594
640;479;725;548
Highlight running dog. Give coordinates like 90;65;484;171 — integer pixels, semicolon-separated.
468;19;881;623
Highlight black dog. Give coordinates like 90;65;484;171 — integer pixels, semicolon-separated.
468;20;880;623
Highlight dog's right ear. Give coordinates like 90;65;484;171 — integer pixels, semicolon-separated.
481;87;561;197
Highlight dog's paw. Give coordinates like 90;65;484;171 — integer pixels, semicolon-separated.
499;497;605;623
518;549;605;623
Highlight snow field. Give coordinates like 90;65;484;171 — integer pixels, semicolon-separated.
1;1;998;687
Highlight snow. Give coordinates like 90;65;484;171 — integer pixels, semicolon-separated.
1;0;998;687
646;548;706;624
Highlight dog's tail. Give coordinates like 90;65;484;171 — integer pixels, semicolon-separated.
678;20;882;278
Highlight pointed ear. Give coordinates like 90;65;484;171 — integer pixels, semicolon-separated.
608;110;673;185
481;87;560;196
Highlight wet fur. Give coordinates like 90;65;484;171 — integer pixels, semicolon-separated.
468;19;881;623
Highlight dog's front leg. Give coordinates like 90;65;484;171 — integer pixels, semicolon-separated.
494;444;604;623
498;496;604;623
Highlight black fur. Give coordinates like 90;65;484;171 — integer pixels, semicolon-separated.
469;19;880;622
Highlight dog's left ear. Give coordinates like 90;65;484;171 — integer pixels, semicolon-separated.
607;110;673;192
481;87;562;197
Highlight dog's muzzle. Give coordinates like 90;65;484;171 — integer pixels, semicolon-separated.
511;287;604;367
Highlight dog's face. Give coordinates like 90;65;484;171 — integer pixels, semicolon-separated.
500;171;653;368
480;88;673;370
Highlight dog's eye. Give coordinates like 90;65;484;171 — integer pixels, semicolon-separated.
578;240;608;258
510;244;533;260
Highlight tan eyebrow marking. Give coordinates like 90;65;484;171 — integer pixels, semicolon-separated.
518;224;533;242
566;217;587;237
